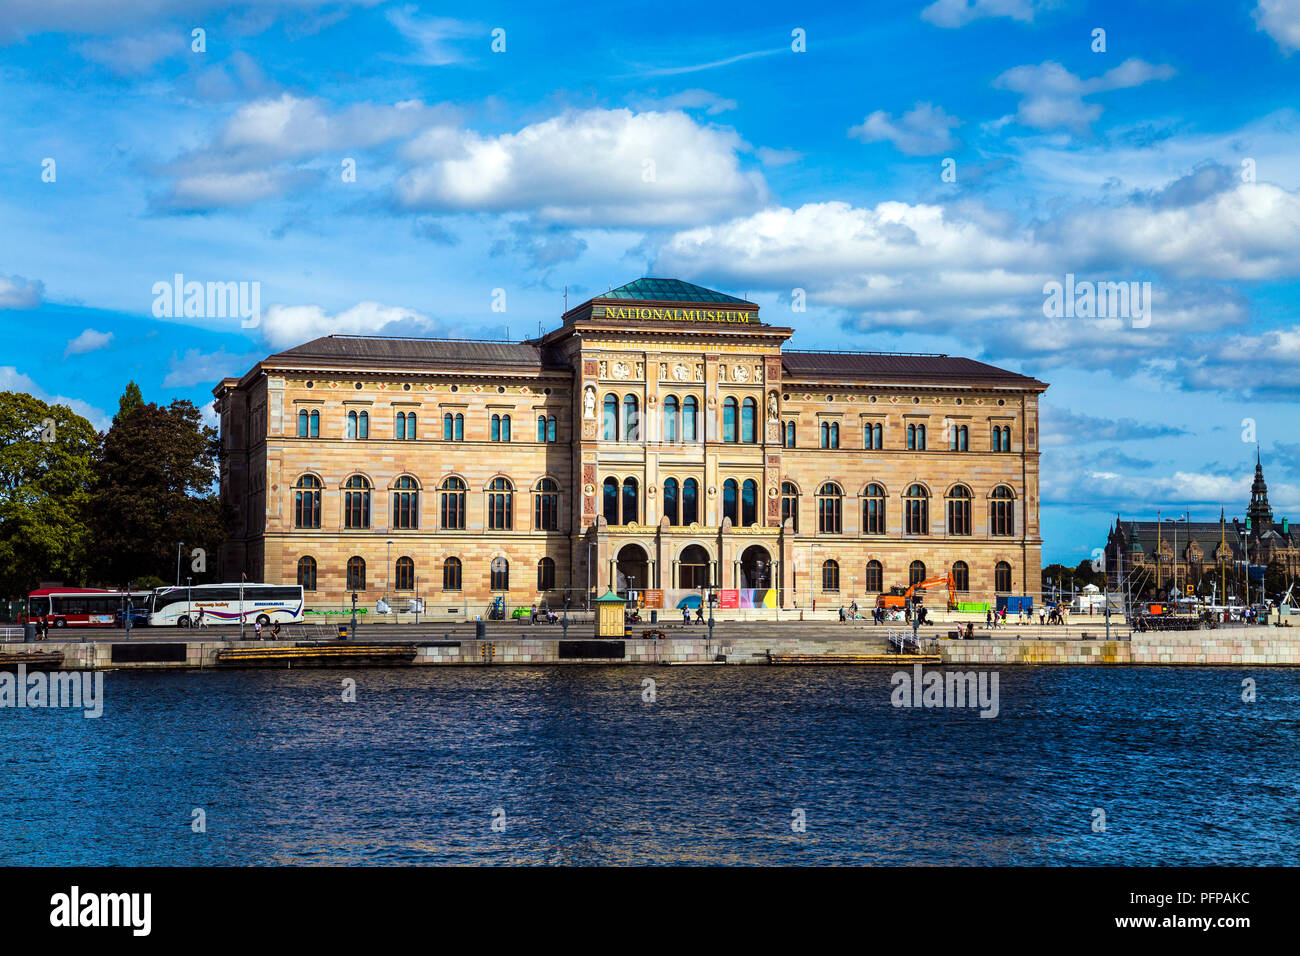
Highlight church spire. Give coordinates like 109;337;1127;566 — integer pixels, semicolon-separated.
1247;450;1273;530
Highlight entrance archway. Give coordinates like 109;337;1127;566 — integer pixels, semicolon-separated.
616;544;649;594
740;545;772;590
678;544;710;590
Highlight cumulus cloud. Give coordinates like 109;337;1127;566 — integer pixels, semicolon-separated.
0;273;43;309
1043;461;1300;513
64;328;115;357
1039;406;1189;445
162;347;261;388
849;102;962;155
993;59;1176;134
1255;0;1300;53
921;0;1052;28
633;89;738;115
395;108;768;227
490;223;588;269
0;366;110;430
261;301;438;349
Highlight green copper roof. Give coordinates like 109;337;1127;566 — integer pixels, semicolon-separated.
594;589;627;603
603;277;752;305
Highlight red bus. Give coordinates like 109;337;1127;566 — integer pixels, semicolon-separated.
26;588;152;629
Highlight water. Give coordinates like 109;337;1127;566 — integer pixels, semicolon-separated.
3;666;1298;865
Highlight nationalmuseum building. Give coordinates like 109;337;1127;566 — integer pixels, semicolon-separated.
214;278;1048;613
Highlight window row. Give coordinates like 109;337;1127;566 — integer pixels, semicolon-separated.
298;555;560;593
782;482;1017;536
781;420;1015;452
601;393;763;444
294;409;560;443
819;559;1015;593
294;475;560;531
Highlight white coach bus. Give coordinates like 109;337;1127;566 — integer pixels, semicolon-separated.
149;583;305;627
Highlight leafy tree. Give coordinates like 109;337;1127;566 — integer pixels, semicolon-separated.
0;392;97;597
87;398;226;586
114;381;143;426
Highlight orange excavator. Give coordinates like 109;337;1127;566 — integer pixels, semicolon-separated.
876;572;957;611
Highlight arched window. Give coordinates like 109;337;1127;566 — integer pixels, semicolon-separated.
946;485;972;536
663;477;680;525
952;561;969;592
909;560;927;586
864;421;881;450
347;410;369;439
741;478;758;527
537;415;558;443
663;396;680;442
817;483;843;534
396;411;412;440
443;413;464;441
907;423;926;450
865;560;883;592
490;558;509;592
395;556;415;590
993;425;1012;452
534;478;559;531
392;476;419;529
343;475;371;529
547;416;557;442
904;484;929;535
440;477;466;530
297;556;317;591
949;424;968;451
602;477;619;524
741;397;757;443
487;477;513;530
990;486;1016;536
297;409;309;437
723;478;739;525
783;421;796;447
294;475;321;528
537;557;556;591
346;556;366;591
781;481;799;532
682;396;698;442
443;556;462;591
723;397;738;442
822;559;840;592
682;478;699;525
537;415;547;442
820;421;839;449
491;414;511;442
603;393;618;440
621;477;639;524
623;394;639;442
861;483;886;534
995;560;1013;593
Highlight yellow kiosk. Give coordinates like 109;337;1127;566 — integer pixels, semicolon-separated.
594;590;627;638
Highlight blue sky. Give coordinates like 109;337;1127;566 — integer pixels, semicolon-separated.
1;0;1298;564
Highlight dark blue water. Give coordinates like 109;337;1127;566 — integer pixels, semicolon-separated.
3;666;1298;865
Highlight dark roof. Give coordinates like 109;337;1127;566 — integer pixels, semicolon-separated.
266;335;569;371
602;277;752;305
781;350;1044;387
1112;519;1300;555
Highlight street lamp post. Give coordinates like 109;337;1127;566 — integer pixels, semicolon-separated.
350;591;358;640
386;540;393;611
176;541;184;587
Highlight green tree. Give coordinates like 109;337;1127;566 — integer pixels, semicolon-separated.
114;381;143;426
88;398;226;586
0;392;97;597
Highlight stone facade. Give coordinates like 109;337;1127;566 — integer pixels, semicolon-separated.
214;278;1047;613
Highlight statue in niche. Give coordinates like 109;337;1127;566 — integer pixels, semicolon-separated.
583;386;596;419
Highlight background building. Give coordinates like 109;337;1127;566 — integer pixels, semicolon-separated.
215;278;1047;613
1104;454;1299;602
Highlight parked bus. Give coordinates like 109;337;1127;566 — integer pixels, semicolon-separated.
26;588;152;628
148;583;305;627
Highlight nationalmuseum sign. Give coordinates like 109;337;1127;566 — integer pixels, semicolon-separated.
592;304;757;324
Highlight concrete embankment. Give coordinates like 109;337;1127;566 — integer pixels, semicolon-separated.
2;624;1296;670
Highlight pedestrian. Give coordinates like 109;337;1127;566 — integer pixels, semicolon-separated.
986;609;993;627
839;606;846;622
197;608;206;628
1039;609;1045;626
530;603;538;625
695;604;704;623
682;606;690;624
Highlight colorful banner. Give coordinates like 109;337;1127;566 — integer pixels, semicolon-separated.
736;589;777;609
718;590;739;609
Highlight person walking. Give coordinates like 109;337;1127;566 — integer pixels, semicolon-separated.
196;608;206;628
838;606;846;623
530;604;538;625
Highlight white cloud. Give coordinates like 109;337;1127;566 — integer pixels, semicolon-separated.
921;0;1050;28
385;7;479;66
0;273;43;309
849;102;961;155
634;89;738;115
0;366;110;431
1255;0;1300;53
261;301;438;349
0;1;382;40
993;59;1176;134
64;328;115;357
162;347;260;388
76;31;186;74
396;108;769;227
756;146;802;167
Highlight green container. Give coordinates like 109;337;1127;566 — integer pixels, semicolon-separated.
956;602;990;613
